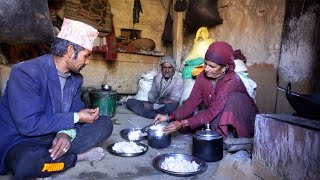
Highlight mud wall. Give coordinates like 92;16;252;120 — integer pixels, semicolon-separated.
183;0;286;113
80;0;168;94
183;0;319;114
276;0;320;114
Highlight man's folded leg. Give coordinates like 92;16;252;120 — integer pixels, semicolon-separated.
69;115;113;154
5;135;77;180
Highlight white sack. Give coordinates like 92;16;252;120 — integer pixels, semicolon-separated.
179;78;196;105
134;70;157;101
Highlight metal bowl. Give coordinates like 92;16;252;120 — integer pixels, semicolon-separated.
107;142;148;157
153;153;207;177
120;128;148;141
101;84;112;91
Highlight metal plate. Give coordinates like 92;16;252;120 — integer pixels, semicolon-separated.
107;142;148;157
153;153;207;177
120;128;148;141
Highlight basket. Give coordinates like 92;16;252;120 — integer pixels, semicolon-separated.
128;38;156;51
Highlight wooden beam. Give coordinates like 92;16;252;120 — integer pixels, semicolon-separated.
172;1;184;70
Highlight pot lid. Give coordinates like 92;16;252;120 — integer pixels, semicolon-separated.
195;129;221;137
90;89;117;94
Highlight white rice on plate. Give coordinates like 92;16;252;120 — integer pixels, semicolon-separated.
160;156;199;173
112;141;146;153
128;130;147;141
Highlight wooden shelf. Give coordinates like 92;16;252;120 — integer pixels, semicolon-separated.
117;49;165;57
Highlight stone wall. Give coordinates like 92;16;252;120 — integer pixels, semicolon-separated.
276;0;320;114
83;53;160;94
253;114;320;179
80;0;168;94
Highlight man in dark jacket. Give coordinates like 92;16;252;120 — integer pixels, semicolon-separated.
0;18;113;179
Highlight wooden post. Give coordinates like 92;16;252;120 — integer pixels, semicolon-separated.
172;1;184;71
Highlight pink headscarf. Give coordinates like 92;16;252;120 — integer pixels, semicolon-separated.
205;41;235;71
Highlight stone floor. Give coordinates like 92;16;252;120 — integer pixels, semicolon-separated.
1;105;259;180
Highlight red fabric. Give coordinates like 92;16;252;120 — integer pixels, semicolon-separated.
92;18;117;61
205;41;235;71
233;49;247;62
104;22;117;61
173;71;259;138
214;91;257;138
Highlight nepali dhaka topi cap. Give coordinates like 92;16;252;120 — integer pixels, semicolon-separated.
57;18;99;51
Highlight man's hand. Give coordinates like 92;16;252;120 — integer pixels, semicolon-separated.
143;102;153;110
163;121;182;134
78;107;99;123
49;133;71;160
153;114;168;125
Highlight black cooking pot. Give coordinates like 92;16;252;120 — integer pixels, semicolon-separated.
192;124;223;162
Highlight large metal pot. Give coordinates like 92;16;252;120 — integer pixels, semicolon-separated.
148;124;171;149
192;123;223;162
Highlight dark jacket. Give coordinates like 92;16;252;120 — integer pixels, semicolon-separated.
0;54;84;174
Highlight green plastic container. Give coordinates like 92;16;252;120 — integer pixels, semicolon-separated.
89;89;117;117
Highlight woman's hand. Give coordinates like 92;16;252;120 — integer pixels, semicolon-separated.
153;114;168;125
163;121;183;134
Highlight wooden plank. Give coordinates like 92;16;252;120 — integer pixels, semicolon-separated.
172;2;184;70
116;53;160;64
91;52;160;64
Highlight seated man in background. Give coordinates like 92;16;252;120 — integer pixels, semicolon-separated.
0;18;113;179
126;56;183;119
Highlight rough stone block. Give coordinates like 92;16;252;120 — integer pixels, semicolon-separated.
253;114;320;180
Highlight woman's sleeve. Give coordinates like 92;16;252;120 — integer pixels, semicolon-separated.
187;77;238;129
173;75;204;120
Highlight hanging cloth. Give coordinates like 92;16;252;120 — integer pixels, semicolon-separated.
133;0;143;24
161;0;173;45
174;0;187;12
